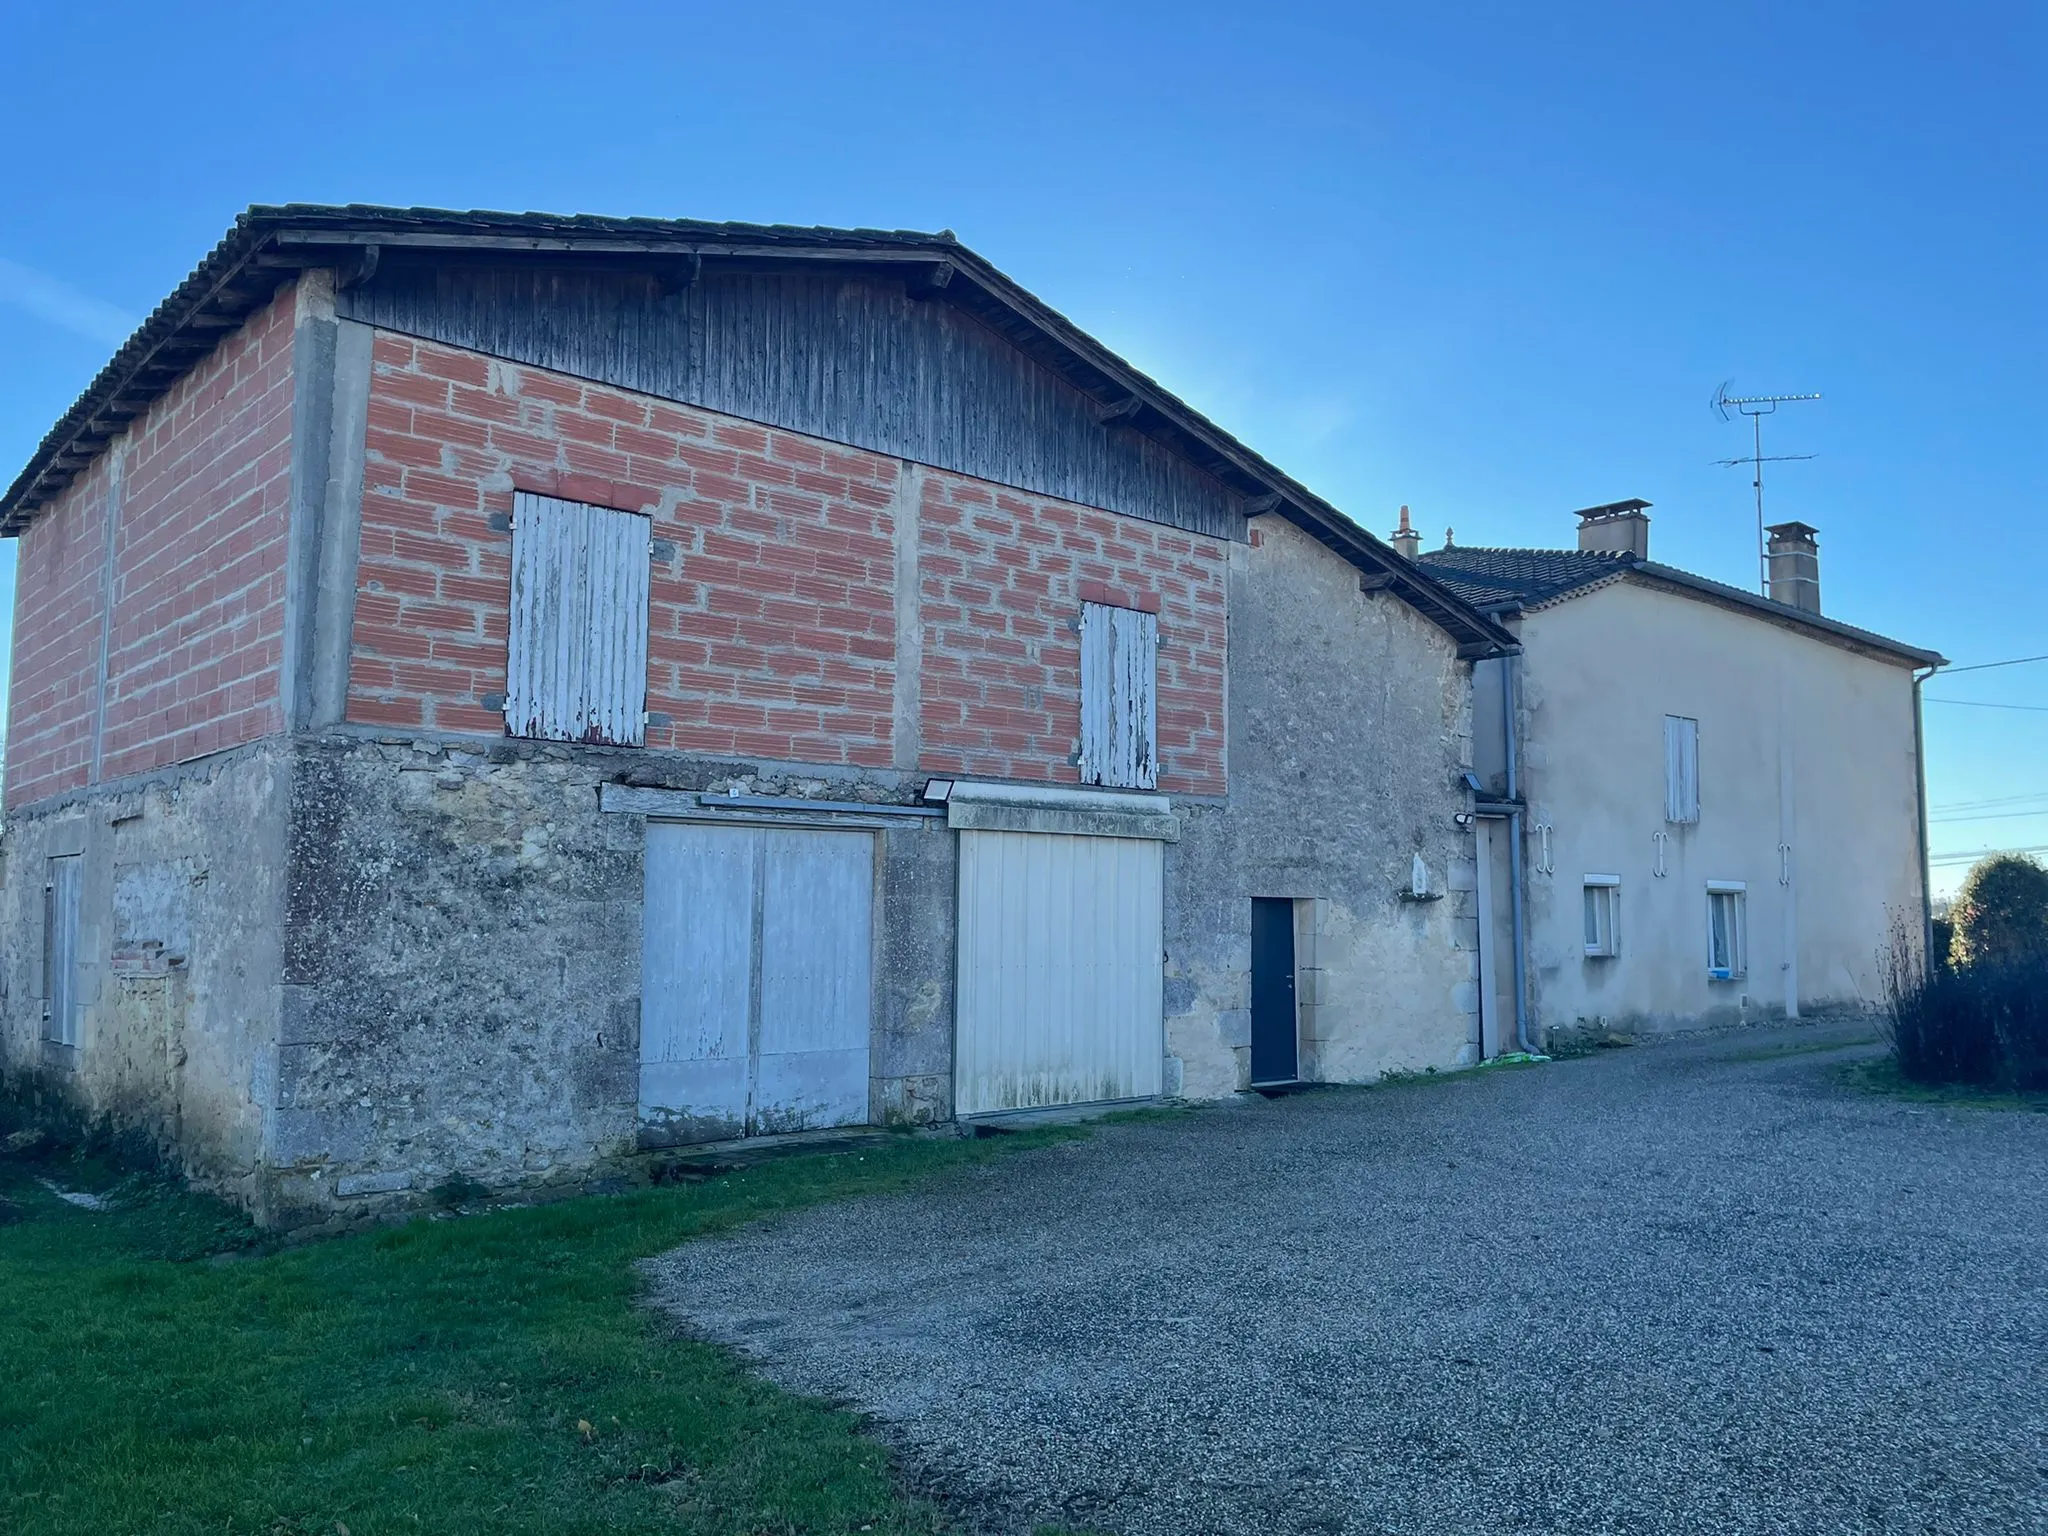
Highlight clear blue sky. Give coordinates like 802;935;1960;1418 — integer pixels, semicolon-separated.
3;2;2041;893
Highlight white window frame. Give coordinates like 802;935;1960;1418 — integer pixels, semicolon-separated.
506;492;652;746
1664;715;1700;824
1583;875;1620;958
1078;601;1159;790
1706;880;1747;981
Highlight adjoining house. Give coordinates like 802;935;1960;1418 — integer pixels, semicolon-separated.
1411;500;1943;1045
0;206;1514;1223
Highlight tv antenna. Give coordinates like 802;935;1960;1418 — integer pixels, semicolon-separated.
1712;382;1821;593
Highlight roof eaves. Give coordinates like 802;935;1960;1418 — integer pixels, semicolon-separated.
0;204;1520;656
1;213;276;533
1624;563;1945;668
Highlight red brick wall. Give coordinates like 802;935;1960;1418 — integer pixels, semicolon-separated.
351;335;901;757
99;291;295;780
6;454;114;806
914;476;1227;795
5;288;296;809
351;334;1229;792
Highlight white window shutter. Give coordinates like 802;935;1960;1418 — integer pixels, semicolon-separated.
507;493;651;746
1079;602;1108;784
1665;715;1699;824
1119;608;1159;791
1079;602;1158;790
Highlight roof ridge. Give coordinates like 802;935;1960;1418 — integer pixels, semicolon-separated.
1421;544;1626;559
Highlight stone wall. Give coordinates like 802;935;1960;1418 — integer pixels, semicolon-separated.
1162;516;1480;1096
0;743;290;1204
267;730;956;1224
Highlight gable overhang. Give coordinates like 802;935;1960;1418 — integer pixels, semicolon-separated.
1;205;1515;658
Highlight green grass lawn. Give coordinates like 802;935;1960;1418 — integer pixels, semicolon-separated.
1841;1054;2048;1111
0;1124;1076;1536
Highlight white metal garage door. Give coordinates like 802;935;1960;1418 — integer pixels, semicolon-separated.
955;829;1164;1116
640;821;874;1141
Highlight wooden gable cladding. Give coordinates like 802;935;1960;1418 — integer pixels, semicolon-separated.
338;261;1244;546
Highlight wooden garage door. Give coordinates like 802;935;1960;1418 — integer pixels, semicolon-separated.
639;822;874;1142
955;829;1164;1116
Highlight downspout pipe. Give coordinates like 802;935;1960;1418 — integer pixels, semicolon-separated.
1913;663;1938;966
1503;652;1534;1054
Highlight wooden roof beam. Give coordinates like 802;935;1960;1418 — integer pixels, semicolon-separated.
907;260;956;301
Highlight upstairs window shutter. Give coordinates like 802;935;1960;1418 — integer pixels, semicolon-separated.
1079;601;1159;790
1664;715;1700;824
507;492;652;746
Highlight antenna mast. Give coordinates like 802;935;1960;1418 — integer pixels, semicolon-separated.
1712;383;1821;593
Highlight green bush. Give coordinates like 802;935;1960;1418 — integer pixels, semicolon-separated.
1884;908;2048;1091
1948;854;2048;969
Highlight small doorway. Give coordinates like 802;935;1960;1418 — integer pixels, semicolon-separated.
1249;898;1299;1085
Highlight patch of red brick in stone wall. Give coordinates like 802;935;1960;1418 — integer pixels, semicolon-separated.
350;336;901;761
5;287;296;809
915;474;1228;795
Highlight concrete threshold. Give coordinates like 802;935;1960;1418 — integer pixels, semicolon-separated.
648;1125;903;1180
1246;1079;1328;1099
963;1096;1160;1136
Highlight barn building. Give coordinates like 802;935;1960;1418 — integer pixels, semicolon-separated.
0;207;1513;1223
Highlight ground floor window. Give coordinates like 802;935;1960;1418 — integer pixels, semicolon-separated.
1583;876;1620;957
1707;883;1747;980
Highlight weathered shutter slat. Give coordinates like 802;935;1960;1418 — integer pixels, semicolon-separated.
1111;607;1135;787
1684;720;1699;821
1664;718;1681;822
1079;602;1110;785
508;492;651;745
1121;608;1159;790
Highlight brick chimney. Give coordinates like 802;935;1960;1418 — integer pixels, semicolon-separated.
1574;499;1652;559
1390;505;1420;561
1765;521;1821;613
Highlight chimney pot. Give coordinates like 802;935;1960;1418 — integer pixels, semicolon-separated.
1389;504;1420;561
1765;521;1821;613
1574;499;1652;559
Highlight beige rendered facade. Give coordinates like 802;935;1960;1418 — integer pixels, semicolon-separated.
1514;578;1929;1035
1430;509;1943;1046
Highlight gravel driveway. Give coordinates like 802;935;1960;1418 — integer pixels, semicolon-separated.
647;1024;2048;1535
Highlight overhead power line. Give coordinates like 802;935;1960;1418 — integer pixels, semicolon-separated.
1932;791;2048;813
1940;653;2048;676
1929;843;2048;867
1923;698;2048;713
